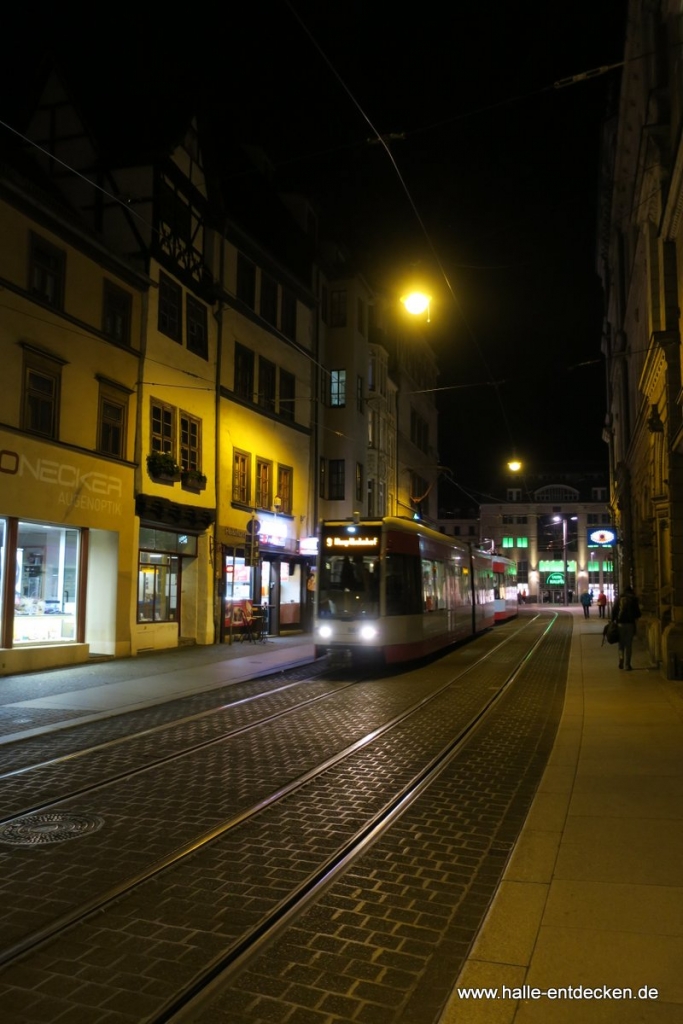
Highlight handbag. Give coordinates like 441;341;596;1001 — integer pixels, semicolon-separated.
603;620;620;646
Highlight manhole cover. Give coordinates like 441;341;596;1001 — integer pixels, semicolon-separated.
0;812;105;846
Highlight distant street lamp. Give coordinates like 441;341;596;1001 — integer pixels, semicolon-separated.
401;291;431;320
507;459;522;473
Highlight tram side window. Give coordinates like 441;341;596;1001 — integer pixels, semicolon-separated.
443;559;468;608
421;558;446;611
385;553;422;615
444;561;457;608
479;568;495;604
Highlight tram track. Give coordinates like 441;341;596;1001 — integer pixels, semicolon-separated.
0;659;333;774
0;613;561;1016
0;676;360;822
154;613;560;1023
0;615;546;823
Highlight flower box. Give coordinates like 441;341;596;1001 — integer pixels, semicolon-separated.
146;452;181;482
181;470;207;492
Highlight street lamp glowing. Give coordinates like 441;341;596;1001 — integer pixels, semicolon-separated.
401;292;431;316
508;459;522;472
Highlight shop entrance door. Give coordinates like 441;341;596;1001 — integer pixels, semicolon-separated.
279;561;301;630
261;559;279;635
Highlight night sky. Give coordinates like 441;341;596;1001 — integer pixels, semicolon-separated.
2;1;628;503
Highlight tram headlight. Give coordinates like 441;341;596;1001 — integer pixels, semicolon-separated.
360;625;377;641
318;625;333;640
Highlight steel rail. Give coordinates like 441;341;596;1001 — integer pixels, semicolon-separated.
0;614;554;974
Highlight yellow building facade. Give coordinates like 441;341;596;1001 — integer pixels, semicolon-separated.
0;169;145;673
216;233;316;637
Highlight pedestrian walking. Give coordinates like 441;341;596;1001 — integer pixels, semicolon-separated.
579;591;592;618
597;590;607;618
612;586;642;670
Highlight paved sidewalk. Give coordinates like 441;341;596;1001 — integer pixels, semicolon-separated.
0;635;316;745
440;606;683;1023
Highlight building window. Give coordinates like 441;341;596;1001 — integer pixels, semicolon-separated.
234;344;254;401
103;281;132;345
502;515;514;524
410;409;429;453
517;560;529;583
329;290;347;327
329;459;345;500
260;273;278;326
367;479;376;516
507;488;522;502
591;487;607;501
453;526;461;536
502;536;514;548
368;410;378;448
368;348;387;397
159;178;191;244
22;348;62;439
535;485;580;502
258;357;277;413
29;234;65;309
256;458;272;509
355;462;364;503
186;296;208;358
281;289;296;340
330;369;346;407
277;465;293;514
517;537;529;548
233;449;250;504
516;516;528;524
319;456;327;498
97;381;128;458
150;400;175;454
236;254;256;307
356;374;363;413
180;412;201;471
158;272;182;342
279;369;295;422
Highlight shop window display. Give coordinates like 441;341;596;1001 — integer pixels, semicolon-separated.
13;522;79;644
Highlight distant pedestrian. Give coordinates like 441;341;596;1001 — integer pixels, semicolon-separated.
596;590;607;618
579;591;592;618
612;586;642;670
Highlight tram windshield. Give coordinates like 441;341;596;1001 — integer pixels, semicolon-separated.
318;552;380;619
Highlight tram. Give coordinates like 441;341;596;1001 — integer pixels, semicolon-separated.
493;556;518;622
314;516;516;664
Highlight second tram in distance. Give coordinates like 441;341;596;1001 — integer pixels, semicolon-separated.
315;516;517;664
